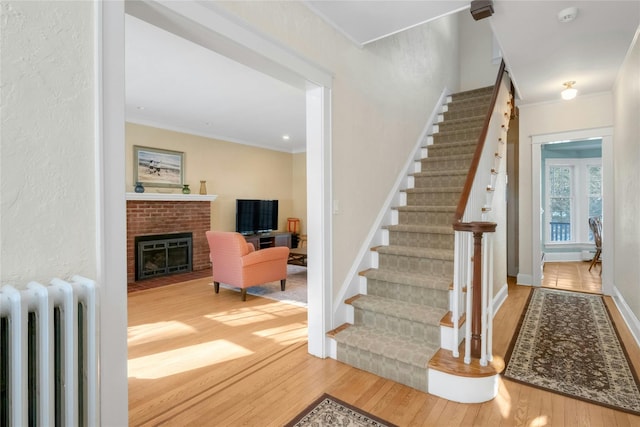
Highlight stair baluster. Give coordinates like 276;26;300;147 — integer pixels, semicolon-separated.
451;59;511;368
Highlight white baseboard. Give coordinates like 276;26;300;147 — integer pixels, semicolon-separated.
493;283;508;314
516;273;532;285
543;252;584;262
611;286;640;348
326;336;337;359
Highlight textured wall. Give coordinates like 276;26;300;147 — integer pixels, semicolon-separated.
0;1;97;284
216;1;460;295
613;35;640;322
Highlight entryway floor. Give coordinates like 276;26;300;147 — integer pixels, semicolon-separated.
542;260;602;294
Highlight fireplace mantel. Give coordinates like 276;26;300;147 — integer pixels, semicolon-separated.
126;192;217;202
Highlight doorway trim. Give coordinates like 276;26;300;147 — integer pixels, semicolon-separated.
123;1;333;358
101;1;333;422
531;127;613;294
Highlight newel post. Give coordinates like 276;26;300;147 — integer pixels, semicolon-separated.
453;221;496;359
471;230;484;357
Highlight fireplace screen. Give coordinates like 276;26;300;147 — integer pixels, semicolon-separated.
135;232;193;280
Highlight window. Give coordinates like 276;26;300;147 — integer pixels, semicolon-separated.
545;158;602;244
548;165;573;241
587;164;603;241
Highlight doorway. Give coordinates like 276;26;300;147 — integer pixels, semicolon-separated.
530;127;613;295
123;1;331;357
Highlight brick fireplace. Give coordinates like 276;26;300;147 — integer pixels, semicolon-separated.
126;193;217;284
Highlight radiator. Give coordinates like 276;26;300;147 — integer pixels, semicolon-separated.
0;276;98;426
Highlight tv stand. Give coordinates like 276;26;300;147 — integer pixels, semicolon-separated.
244;232;291;250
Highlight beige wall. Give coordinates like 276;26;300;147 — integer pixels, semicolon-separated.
126;122;306;234
216;1;460;295
613;32;640;322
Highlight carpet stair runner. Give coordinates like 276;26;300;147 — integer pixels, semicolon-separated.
332;86;495;393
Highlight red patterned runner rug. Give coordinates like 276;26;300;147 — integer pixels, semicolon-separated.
504;287;640;415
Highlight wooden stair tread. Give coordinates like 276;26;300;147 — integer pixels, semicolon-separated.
428;348;504;378
383;224;454;234
375;245;453;260
403;186;463;194
350;294;447;325
333;325;439;367
393;205;457;212
410;170;468;178
358;268;374;277
344;294;361;305
326;323;351;338
363;268;451;290
439;311;466;327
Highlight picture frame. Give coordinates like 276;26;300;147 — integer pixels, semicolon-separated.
134;145;184;188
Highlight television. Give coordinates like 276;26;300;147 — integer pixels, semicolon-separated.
235;199;279;235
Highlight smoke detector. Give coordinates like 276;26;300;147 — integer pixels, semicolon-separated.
558;7;579;23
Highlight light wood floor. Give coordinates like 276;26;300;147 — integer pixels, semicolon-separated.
128;274;640;426
542;261;602;294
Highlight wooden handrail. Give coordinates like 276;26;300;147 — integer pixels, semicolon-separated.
448;60;509;363
453;60;507;224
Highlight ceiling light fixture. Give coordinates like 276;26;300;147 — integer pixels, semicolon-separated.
282;135;290;141
558;7;578;23
561;81;577;100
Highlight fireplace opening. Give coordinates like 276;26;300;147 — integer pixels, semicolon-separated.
135;232;193;280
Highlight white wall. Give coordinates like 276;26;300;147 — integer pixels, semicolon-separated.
459;10;500;90
517;93;613;282
1;1;97;284
612;31;640;329
2;2;129;425
216;1;461;296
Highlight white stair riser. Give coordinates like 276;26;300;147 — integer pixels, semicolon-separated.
428;369;499;403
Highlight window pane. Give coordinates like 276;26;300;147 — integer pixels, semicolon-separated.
589;197;602;218
549;166;571;197
588;166;602;196
550;198;571;241
588;165;602;242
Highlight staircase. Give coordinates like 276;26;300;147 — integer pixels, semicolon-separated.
330;86;496;393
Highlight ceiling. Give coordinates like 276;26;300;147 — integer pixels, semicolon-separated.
125;1;640;153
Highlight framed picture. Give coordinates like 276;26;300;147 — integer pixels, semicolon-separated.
134;146;184;188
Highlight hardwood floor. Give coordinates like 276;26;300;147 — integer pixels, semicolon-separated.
128;273;640;426
541;261;602;294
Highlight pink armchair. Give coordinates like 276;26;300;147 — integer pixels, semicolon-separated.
205;231;290;301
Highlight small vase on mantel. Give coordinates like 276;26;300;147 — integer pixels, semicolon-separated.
199;180;207;195
182;184;191;194
134;182;145;193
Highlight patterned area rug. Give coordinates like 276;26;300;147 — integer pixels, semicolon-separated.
504;287;640;415
284;394;397;427
218;265;307;306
